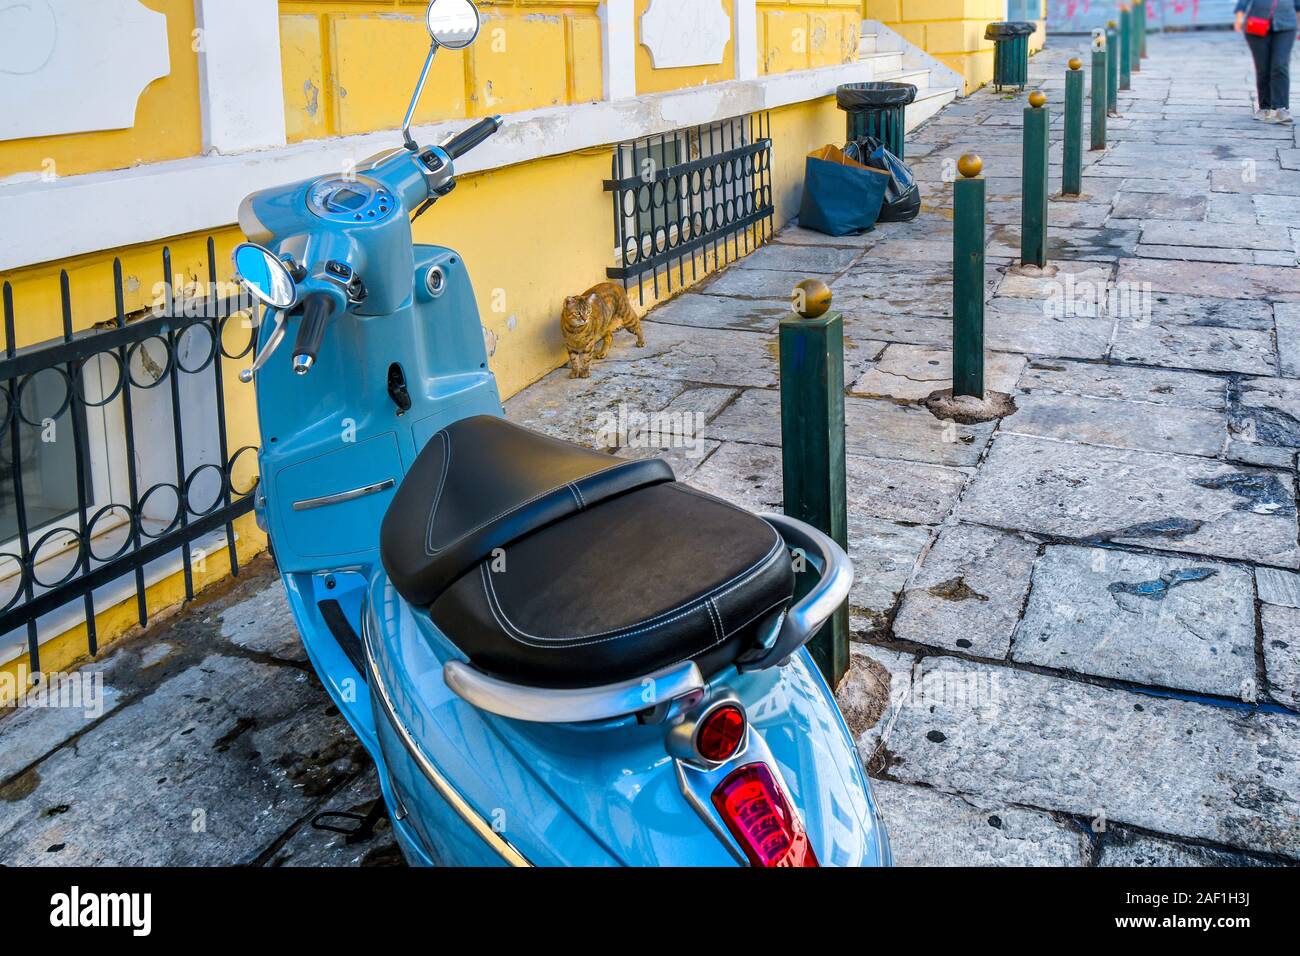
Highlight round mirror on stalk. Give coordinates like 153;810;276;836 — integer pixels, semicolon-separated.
426;0;481;49
233;243;298;309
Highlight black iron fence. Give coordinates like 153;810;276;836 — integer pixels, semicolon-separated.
0;238;260;673
605;112;775;304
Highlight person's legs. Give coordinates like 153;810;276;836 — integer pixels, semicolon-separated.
1246;32;1274;109
1270;30;1296;110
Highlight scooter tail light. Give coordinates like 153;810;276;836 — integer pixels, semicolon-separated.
696;703;746;763
710;763;819;867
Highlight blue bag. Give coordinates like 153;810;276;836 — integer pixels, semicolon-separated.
798;145;890;237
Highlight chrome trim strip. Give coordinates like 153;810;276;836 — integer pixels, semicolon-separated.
444;659;705;724
740;513;854;671
362;635;532;867
292;478;395;512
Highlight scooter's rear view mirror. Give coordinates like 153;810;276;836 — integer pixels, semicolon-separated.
233;242;297;309
426;0;481;49
402;0;483;150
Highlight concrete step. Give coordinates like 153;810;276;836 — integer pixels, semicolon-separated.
860;50;904;77
859;31;878;56
906;84;960;131
876;67;933;93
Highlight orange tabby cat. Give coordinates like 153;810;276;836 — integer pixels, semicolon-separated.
561;282;645;379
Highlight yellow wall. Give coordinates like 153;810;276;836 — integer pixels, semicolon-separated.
758;0;861;75
0;0;865;694
865;0;1045;93
0;0;203;180
280;0;606;143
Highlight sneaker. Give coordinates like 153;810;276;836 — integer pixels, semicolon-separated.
1256;108;1277;121
1276;108;1294;124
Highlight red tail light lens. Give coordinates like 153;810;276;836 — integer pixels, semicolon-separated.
711;763;818;867
696;704;746;762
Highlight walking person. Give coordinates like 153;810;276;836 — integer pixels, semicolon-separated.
1236;0;1299;123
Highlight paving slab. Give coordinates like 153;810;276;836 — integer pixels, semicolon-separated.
994;260;1113;300
266;767;402;867
590;323;779;388
892;524;1039;659
1117;256;1300;300
836;642;914;769
505;371;727;448
697;267;812;300
884;656;1300;859
1018;359;1228;409
701;387;994;468
1002;391;1227;458
685;439;968;526
1234;376;1300;450
730;242;860;275
1259;602;1300;710
0;655;366;865
1111;318;1276;374
959;434;1300;567
831;266;959;319
1012;546;1257;697
1257;567;1300;608
220;584;306;663
1111;192;1208;221
849;344;1026;401
0;661;122;785
778;223;880;248
1097;828;1283;867
870;779;1088;866
642;293;792;333
985;296;1114;360
1140;220;1294;251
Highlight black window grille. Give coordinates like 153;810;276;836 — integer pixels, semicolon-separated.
0;238;260;675
605;113;775;304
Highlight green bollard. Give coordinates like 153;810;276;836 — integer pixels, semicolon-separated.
953;154;986;399
1133;0;1144;73
1064;58;1084;195
1021;91;1049;268
780;280;849;689
1131;0;1142;73
1139;0;1148;58
1120;7;1132;91
1091;40;1108;150
1106;22;1119;114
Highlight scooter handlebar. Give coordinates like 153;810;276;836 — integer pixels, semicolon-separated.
443;115;502;160
292;292;337;375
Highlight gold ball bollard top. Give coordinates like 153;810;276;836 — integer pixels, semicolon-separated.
1068;57;1082;70
957;153;983;178
792;278;832;319
1028;90;1047;108
1108;18;1118;26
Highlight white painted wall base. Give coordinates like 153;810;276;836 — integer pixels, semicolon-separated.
0;58;907;272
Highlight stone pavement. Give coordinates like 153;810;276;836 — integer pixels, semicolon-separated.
512;29;1300;865
2;30;1298;867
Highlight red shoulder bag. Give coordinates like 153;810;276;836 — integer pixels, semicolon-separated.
1246;0;1277;36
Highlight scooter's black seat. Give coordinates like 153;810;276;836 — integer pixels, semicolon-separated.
380;415;794;688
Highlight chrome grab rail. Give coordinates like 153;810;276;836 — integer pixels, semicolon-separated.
292;478;395;511
738;513;853;672
443;659;705;724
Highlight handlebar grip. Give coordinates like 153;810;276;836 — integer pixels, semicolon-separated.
292;293;337;374
444;115;502;160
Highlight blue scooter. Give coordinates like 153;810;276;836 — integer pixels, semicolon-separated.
232;0;890;867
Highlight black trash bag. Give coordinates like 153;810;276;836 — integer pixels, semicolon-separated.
846;136;920;223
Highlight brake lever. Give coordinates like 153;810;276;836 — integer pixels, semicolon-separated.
239;306;288;383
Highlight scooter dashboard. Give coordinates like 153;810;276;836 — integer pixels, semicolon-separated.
307;176;397;225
